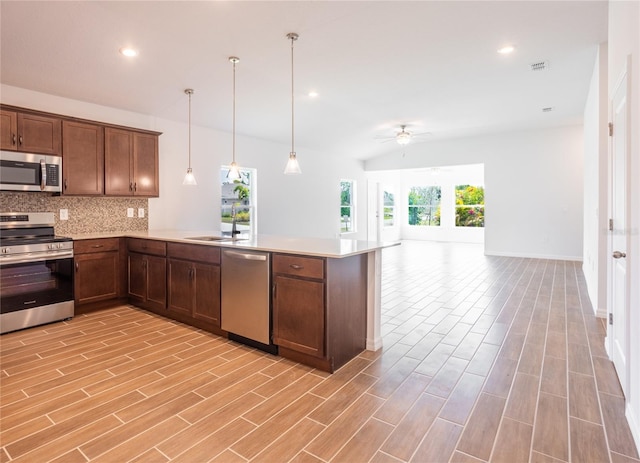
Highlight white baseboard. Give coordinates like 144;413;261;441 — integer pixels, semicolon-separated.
626;402;640;457
484;250;583;261
366;337;382;351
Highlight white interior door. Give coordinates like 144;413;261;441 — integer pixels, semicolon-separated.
609;57;631;398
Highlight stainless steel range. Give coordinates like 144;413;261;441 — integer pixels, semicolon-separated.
0;212;74;334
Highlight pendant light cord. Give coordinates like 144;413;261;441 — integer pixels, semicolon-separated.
289;33;297;155
187;89;192;169
232;59;236;164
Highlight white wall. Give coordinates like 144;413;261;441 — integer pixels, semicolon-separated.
608;0;640;451
365;126;584;260
583;43;609;318
0;84;368;241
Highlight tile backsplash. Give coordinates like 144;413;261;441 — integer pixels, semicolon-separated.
0;192;148;235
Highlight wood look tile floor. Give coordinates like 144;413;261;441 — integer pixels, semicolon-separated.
2;240;639;463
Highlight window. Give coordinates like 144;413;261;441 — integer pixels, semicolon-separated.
220;167;256;235
383;190;395;227
340;179;356;233
455;184;484;227
408;186;441;226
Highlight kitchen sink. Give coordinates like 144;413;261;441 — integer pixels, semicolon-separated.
184;236;246;242
185;236;229;241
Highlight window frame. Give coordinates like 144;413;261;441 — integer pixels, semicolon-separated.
340;179;356;234
407;185;441;227
220;166;257;236
454;184;485;228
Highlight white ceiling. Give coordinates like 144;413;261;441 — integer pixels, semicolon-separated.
0;1;608;160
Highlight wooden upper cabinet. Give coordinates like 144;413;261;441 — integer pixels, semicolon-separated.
105;127;159;197
62;120;104;195
0;110;18;150
1;109;61;155
17;112;62;155
133;132;159;197
105;127;133;195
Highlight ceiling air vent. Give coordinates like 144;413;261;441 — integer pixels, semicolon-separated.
530;61;548;71
542;107;554;112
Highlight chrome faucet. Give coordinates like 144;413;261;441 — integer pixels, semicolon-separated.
231;204;239;237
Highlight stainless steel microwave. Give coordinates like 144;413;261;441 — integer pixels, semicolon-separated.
0;151;62;192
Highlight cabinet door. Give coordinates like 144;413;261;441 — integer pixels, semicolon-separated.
168;259;193;317
132;132;159;196
273;275;325;357
0;110;18;150
128;252;147;302
17;112;61;155
193;262;220;326
105;127;133;196
146;255;167;311
62;120;104;195
75;251;118;304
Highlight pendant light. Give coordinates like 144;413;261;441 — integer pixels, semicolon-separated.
182;88;197;185
284;32;302;175
227;56;241;181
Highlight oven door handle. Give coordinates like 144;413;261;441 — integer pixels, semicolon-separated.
0;250;74;266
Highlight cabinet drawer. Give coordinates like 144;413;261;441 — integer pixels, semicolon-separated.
273;254;325;280
128;238;166;256
74;238;119;254
167;242;220;264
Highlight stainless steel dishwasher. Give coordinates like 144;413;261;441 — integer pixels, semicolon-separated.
221;249;276;353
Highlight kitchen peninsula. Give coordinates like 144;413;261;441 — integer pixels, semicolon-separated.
72;230;398;372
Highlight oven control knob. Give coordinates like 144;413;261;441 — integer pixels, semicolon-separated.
1;248;8;254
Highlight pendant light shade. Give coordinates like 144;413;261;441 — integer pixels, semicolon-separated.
182;88;197;185
284;32;302;175
227;56;241;181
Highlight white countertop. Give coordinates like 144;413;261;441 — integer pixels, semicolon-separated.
69;229;400;258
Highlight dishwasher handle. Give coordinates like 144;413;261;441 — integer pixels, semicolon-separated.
223;250;268;262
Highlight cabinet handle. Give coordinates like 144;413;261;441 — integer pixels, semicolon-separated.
75;262;79;272
64;179;68;191
273;283;277;298
290;264;304;270
12;134;16;145
18;135;23;145
91;245;104;249
129;182;133;192
134;182;137;192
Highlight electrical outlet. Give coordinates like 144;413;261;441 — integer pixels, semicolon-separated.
60;209;69;220
127;208;134;218
138;208;145;218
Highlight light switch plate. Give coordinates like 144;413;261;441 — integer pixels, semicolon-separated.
127;208;134;218
138;208;145;218
60;209;69;220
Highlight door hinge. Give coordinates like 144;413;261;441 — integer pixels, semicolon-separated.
609;313;613;325
609;218;614;231
608;122;613;137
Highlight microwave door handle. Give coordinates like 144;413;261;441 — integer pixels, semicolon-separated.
40;159;46;191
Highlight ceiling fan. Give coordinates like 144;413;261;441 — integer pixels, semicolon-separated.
374;125;431;145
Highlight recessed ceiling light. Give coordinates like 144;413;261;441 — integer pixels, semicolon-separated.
497;45;515;54
119;47;138;57
308;91;319;98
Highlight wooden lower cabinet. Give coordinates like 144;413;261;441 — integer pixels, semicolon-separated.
272;253;368;372
74;238;125;313
167;243;221;331
273;275;325;357
127;239;167;313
